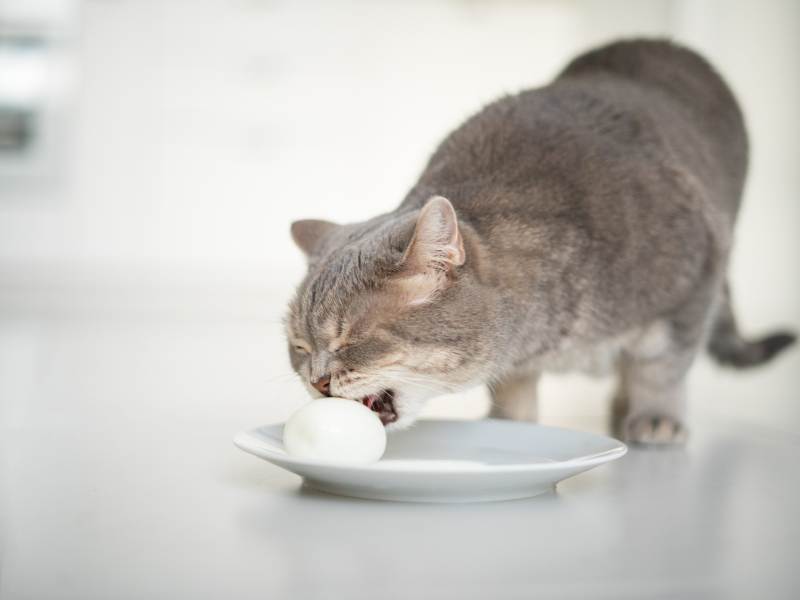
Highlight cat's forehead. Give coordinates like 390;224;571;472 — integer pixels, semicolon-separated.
287;227;405;342
289;269;373;340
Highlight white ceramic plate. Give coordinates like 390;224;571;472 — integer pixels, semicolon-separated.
234;418;627;503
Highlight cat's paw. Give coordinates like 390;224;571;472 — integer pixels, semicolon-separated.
623;414;687;445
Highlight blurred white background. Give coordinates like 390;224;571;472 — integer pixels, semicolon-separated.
2;2;799;598
1;0;798;435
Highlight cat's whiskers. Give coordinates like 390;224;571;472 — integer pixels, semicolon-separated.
379;369;459;395
264;371;302;384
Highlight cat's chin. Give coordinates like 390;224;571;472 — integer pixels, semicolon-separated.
341;387;428;431
384;413;419;432
357;388;426;431
381;391;429;432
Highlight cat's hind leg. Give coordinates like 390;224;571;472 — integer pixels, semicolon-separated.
488;369;540;421
610;365;630;439
616;319;697;445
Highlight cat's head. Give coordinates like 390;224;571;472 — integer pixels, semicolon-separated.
285;196;493;429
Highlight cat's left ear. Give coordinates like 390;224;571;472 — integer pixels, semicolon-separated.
291;219;339;258
397;196;465;305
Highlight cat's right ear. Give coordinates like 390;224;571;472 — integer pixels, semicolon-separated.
395;196;466;305
290;219;339;258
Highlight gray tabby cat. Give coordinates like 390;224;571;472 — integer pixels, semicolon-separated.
285;39;795;444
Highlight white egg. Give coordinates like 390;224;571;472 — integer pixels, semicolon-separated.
283;398;387;464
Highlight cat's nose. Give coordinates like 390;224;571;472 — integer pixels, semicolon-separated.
311;374;331;396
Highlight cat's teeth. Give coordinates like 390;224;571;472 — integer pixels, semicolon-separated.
356;391;398;425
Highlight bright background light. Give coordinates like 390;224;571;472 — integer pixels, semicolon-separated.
0;0;797;434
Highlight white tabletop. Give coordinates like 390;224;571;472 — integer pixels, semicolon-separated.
1;316;798;599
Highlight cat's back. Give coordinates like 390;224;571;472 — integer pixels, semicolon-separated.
559;39;743;132
404;39;748;335
558;39;747;183
409;39;747;225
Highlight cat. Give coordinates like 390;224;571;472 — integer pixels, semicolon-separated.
285;39;795;444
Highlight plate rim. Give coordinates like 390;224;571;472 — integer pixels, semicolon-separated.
233;418;627;474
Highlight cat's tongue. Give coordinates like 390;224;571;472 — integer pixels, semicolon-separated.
359;390;397;425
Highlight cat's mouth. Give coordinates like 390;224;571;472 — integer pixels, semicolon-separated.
358;389;398;426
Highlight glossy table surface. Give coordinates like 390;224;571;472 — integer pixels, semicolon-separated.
1;316;799;600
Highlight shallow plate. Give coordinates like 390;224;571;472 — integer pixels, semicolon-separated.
234;418;626;503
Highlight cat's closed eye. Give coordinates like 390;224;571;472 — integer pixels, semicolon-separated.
329;342;352;354
292;341;311;355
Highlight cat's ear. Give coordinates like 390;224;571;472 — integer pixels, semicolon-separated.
290;219;339;258
397;196;465;305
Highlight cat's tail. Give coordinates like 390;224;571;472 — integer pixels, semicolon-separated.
707;282;796;368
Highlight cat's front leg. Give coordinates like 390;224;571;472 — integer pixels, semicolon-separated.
488;369;540;422
616;321;697;445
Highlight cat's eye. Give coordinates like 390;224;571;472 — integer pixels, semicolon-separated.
292;342;311;355
329;341;353;354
